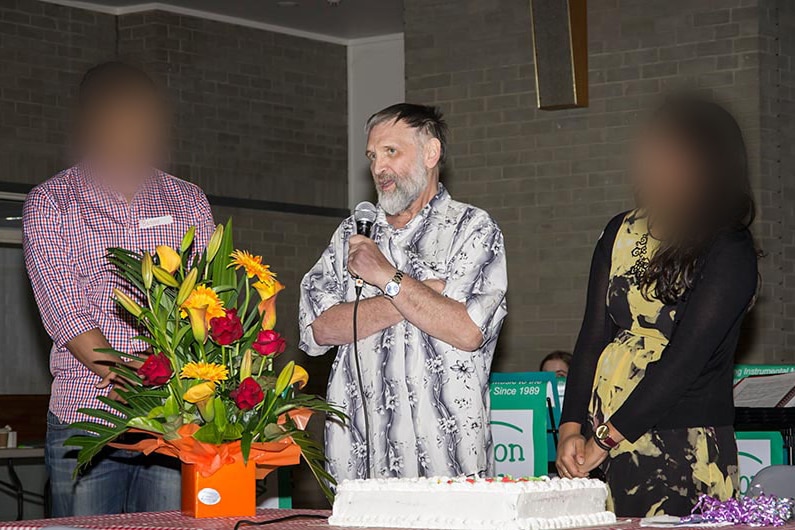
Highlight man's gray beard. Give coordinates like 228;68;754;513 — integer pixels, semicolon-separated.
376;165;428;216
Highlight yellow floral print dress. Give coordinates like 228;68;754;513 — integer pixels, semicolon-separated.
590;211;738;517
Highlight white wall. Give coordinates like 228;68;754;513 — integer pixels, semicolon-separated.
347;34;406;208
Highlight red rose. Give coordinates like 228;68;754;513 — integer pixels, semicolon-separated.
210;309;243;345
137;352;173;386
252;330;286;356
230;377;264;410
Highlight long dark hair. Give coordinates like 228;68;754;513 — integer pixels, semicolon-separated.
640;95;756;304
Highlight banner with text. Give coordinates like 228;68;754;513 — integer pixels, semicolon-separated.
490;372;559;477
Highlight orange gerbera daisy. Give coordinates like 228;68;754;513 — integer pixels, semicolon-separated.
229;250;276;284
179;285;225;324
180;361;229;383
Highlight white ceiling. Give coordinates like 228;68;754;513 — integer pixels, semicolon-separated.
70;0;405;40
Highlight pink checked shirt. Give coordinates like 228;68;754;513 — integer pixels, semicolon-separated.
23;165;215;424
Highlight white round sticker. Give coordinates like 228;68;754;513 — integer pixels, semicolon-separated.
197;487;221;506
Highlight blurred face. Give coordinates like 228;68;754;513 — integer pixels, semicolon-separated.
632;128;704;229
366;120;431;216
541;359;568;378
80;89;166;186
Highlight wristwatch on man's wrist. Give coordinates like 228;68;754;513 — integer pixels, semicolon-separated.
383;270;404;299
594;424;619;452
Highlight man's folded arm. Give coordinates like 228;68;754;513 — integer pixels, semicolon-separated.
392;214;507;352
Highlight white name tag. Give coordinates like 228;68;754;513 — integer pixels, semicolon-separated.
139;215;174;229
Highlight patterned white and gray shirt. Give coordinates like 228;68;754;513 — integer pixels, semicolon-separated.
299;185;508;481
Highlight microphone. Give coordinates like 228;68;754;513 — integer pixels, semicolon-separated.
350;202;376;478
353;201;377;238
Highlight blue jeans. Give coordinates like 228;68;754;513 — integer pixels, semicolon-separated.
46;412;181;516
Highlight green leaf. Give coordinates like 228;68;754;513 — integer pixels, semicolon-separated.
95;396;135;417
130;336;160;348
94;348;144;361
163;394;179;417
223;422;243;441
163;414;184;440
211;218;236;306
274;361;295;396
261;423;285;441
111;365;143;386
127;417;165;434
171;325;192;352
192;422;223;445
74;409;126;428
213;398;228;432
241;431;253;463
147;406;165;419
290;429;336;504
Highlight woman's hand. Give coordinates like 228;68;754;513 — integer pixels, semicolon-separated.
556;431;588;478
581;437;609;473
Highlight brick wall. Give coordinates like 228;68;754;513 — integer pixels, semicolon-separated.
0;0;116;181
403;0;795;369
759;1;795;357
116;11;348;207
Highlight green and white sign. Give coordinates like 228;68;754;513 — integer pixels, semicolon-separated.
490;373;559;477
734;364;795;383
736;431;786;495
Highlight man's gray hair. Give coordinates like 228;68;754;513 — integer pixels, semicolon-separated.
365;103;449;166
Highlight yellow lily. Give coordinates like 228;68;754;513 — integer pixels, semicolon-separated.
153;266;180;288
240;349;253;381
180;226;196;254
176;268;198;306
156;245;181;274
290;365;309;390
253;279;285;330
141;252;153;290
185;304;208;343
196;397;215;422
113;289;143;318
183;381;216;403
206;224;224;263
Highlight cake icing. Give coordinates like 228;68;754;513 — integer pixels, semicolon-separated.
329;476;616;530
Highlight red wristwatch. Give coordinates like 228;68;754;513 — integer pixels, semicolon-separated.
594;424;619;451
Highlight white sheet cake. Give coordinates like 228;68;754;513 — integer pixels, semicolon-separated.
329;476;616;530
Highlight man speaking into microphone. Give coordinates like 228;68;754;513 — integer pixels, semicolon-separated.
299;103;507;481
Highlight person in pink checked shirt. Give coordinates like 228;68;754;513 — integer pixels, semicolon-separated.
22;62;216;517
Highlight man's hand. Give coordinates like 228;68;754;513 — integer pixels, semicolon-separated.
348;235;396;289
96;357;144;402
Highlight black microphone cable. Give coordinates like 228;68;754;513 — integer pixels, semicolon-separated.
234;513;329;530
350;201;376;480
352;280;371;478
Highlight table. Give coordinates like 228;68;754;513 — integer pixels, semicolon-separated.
0;448;46;521
0;510;792;530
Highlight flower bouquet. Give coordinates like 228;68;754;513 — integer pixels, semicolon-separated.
66;220;343;517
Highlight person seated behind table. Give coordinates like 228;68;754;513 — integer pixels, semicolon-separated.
556;95;758;517
540;351;572;378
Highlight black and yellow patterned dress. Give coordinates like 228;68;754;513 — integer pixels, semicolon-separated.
561;210;758;517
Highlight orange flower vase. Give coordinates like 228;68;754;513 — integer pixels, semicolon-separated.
109;422;309;518
182;459;256;518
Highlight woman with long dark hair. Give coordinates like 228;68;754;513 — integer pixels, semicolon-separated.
556;96;758;517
